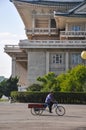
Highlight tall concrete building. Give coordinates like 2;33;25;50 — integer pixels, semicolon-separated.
5;0;86;87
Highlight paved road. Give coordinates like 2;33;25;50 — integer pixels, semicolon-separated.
0;102;86;130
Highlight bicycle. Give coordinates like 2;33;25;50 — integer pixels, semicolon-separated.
28;102;66;116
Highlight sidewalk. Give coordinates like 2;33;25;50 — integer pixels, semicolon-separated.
0;102;86;130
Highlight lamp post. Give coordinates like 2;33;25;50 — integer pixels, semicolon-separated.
81;50;86;60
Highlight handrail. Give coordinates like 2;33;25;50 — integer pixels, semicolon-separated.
60;31;86;37
25;28;57;34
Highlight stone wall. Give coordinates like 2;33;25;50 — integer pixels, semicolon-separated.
27;51;46;85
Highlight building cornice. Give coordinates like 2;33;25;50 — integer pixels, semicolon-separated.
10;0;82;8
18;39;86;49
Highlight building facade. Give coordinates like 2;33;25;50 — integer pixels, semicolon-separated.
5;0;86;87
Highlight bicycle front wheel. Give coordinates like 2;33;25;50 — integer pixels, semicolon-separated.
55;106;65;116
31;108;43;115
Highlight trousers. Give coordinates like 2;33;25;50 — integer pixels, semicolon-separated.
47;101;53;112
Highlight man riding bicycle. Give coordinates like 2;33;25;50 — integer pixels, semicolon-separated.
45;91;56;113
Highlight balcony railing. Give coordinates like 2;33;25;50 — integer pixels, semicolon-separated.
4;45;20;53
60;31;86;37
25;28;58;35
19;40;86;49
5;40;86;50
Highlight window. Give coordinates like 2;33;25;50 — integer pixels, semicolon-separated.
52;54;63;64
51;19;56;28
71;53;82;65
71;25;80;31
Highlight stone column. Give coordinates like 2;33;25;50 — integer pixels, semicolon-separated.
32;15;35;34
12;56;16;77
48;16;51;35
85;23;86;38
27;52;29;85
65;52;69;71
66;23;68;31
46;51;49;73
85;23;86;31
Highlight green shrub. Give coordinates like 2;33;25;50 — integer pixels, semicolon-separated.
11;91;86;104
27;84;43;91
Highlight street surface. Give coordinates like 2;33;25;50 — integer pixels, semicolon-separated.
0;102;86;130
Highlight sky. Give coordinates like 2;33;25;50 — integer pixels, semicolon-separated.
0;0;27;78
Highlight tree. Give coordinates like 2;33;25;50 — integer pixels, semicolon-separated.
0;76;19;97
69;64;86;92
0;85;3;98
36;65;86;92
27;83;43;91
37;72;60;92
57;65;86;92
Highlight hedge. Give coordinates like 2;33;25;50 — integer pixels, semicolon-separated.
11;91;86;104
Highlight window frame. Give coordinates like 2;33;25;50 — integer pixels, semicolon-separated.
71;53;82;65
52;53;64;64
71;25;80;31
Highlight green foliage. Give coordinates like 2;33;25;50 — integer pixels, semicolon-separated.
11;91;86;104
11;91;48;103
57;65;86;92
27;83;43;91
0;87;3;98
37;72;60;92
0;76;19;97
36;65;86;92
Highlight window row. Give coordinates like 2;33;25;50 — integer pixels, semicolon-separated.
51;53;82;65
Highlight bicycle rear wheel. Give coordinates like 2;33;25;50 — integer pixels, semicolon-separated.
31;108;43;115
55;106;65;116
